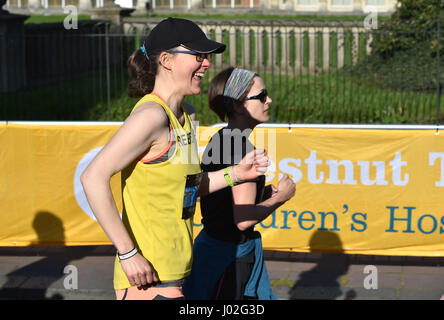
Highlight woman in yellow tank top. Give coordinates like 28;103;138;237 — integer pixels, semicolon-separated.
80;18;270;300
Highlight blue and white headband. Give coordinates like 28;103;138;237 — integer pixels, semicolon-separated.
223;68;256;110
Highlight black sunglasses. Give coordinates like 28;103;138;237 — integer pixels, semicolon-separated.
166;50;211;62
244;89;268;103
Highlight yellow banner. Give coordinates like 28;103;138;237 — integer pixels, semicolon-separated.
0;123;121;246
1;123;443;256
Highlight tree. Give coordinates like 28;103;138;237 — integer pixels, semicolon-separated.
372;0;443;57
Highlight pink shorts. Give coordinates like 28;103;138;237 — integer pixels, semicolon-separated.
115;283;185;300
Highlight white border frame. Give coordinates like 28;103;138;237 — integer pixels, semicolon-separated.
212;122;443;131
1;121;125;125
2;121;442;131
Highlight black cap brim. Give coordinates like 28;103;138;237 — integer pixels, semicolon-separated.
181;38;226;54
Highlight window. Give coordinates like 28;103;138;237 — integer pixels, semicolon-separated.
298;0;317;4
366;0;386;5
297;0;318;10
153;0;188;8
328;0;353;11
203;0;258;8
48;0;62;7
331;0;352;5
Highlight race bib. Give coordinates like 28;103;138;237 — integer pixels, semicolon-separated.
182;173;202;219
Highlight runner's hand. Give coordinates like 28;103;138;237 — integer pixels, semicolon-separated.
120;253;159;287
276;174;296;203
235;149;270;181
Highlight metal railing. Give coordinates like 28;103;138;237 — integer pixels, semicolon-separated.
0;19;442;125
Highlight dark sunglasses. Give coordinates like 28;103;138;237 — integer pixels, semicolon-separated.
167;50;211;62
244;89;268;103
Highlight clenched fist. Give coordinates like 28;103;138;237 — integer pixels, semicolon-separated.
276;174;296;203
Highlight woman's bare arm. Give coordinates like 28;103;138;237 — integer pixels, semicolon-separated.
199;149;270;196
232;175;296;231
80;102;167;286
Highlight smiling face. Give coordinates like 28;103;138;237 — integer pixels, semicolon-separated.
168;47;211;97
242;76;272;124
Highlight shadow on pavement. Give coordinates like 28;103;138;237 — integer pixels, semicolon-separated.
288;230;356;300
0;211;98;300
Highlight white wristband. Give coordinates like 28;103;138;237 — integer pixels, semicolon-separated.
118;247;138;261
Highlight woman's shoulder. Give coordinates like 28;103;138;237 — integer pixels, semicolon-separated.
126;100;169;133
132;100;168;120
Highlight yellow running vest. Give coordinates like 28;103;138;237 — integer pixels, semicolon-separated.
113;94;202;290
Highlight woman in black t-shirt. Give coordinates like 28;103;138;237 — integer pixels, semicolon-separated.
183;68;296;300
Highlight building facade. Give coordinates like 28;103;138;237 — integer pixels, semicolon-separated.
5;0;397;15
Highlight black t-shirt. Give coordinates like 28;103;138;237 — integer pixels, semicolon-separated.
200;128;265;244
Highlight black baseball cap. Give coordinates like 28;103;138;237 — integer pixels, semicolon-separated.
143;17;226;54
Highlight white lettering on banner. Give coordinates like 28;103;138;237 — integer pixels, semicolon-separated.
389;152;409;186
73;147;122;221
279;158;302;183
429;152;444;187
305;150;324;184
325;160;358;185
267;150;412;186
357;161;389;186
74;147;103;221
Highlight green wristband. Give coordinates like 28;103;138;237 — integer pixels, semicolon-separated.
224;166;235;187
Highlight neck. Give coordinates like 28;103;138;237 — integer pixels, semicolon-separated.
152;77;184;117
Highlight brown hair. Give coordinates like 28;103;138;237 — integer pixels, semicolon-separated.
127;49;162;99
208;67;257;122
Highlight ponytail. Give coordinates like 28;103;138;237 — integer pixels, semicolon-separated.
127;49;160;99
